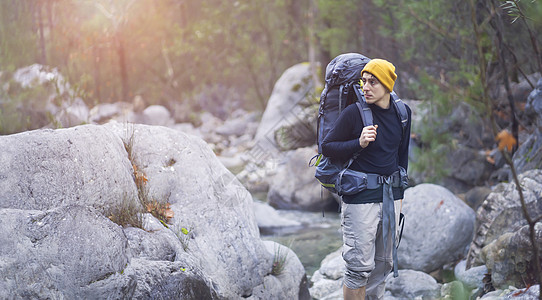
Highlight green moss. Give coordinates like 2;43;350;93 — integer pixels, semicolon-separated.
291;83;302;92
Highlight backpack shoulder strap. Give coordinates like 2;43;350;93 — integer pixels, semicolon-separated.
353;85;373;127
354;85;408;134
391;93;408;136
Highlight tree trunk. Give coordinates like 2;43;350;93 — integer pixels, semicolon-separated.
116;32;128;102
93;46;101;102
308;0;320;88
36;0;47;65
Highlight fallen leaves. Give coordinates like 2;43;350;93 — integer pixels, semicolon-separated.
495;130;517;152
146;199;175;224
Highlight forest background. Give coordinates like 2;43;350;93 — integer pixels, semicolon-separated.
1;0;541;182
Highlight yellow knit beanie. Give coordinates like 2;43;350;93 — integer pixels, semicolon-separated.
361;59;397;92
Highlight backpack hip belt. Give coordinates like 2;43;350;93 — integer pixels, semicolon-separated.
366;171;403;189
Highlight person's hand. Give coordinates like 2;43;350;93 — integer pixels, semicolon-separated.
359;125;378;148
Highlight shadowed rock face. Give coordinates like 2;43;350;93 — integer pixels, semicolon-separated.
481;223;542;289
466;170;542;269
0;123;308;299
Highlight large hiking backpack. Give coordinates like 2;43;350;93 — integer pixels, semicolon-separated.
311;53;409;195
317;53;371;154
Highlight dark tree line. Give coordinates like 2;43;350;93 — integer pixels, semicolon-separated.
0;0;540;130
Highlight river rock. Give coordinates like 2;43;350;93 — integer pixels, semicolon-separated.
310;248;445;300
464;186;492;211
384;269;441;300
466;169;542;268
215;109;259;137
309;248;344;300
89;102;136;124
139;105;174;127
54;97;89;128
481;223;542;288
398;184;476;273
454;259;488;289
254;62;316;149
0;123;309;298
249;241;310;300
267;147;336;211
13;64;64;90
8;64;83;131
503;285;540;300
253;201;301;233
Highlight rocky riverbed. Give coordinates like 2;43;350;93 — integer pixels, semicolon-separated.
2;63;542;299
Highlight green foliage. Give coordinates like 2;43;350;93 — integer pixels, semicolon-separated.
169;0;307;109
0;76;52;134
173;225;193;251
0;1;38;71
410;75;453;182
501;0;542;24
1;0;311;118
315;0;363;58
271;244;289;276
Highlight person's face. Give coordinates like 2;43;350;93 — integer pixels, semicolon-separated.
361;72;389;108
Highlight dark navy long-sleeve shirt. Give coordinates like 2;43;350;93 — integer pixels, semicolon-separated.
321;100;412;203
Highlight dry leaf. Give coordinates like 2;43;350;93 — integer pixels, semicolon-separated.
495;130;517;152
486;156;496;165
165;207;174;220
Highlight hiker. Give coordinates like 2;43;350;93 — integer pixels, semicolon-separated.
321;58;412;300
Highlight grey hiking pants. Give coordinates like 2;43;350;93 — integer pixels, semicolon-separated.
341;200;401;299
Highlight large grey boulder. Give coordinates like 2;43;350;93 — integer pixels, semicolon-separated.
104;122;308;298
0;125;138;211
467;169;542;268
238;63;318;194
254;63;316;149
0;205;131;299
267;147;335;211
0;123;309;299
399;184;476;273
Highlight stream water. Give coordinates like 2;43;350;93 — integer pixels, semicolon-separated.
260;209;343;278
